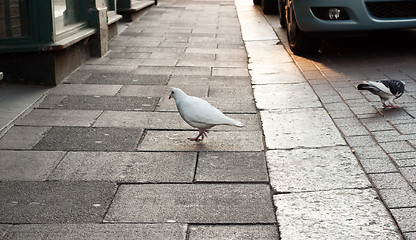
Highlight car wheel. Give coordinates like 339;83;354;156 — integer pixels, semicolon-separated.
285;0;321;54
278;0;286;28
253;0;260;6
261;0;278;14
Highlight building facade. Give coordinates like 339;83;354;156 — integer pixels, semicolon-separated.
0;0;154;85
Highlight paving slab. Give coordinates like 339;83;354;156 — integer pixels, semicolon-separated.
124;46;185;53
404;232;416;240
157;95;256;113
49;84;122;96
0;84;50;131
105;58;179;67
105;184;275;223
0;181;117;223
118;85;208;97
379;141;415;154
322;108;356;119
195;151;269;182
33;127;143;151
93;111;260;131
353;146;389;160
0;126;50;150
212;67;249;77
61;71;92;84
135;66;211;76
188;225;279;240
49;151;196;183
149;52;215;61
4;224;187;240
260;108;345;149
266;147;370;192
249;62;302;76
16;109;102;127
401;166;416;183
0;151;65;181
368;172;410;189
105;47;146;56
235;3;277;41
345;135;379;148
216;54;248;62
0;224;11;238
137;130;264;152
390;208;416;233
84;73;170;85
177;59;246;68
245;41;292;64
168;75;251;87
274;189;401;240
358;156;398;174
394;157;416;168
379;187;416;208
394;122;416;135
207;85;253;98
50;96;159;111
253;84;322;110
372;130;410;143
250;72;305;85
37;95;67;109
79;64;138;73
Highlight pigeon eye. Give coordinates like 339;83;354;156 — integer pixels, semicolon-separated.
171;91;174;94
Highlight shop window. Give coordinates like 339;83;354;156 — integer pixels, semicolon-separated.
104;0;118;23
54;0;87;39
0;0;30;38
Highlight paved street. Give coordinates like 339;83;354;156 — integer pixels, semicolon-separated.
0;0;415;239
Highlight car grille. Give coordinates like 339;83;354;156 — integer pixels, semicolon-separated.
366;1;416;19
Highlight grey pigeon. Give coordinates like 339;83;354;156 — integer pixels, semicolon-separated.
169;88;244;142
358;80;405;108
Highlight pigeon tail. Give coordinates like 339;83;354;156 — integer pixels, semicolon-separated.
222;116;244;127
232;119;244;127
357;83;374;91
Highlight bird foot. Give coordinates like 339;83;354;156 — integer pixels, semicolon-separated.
384;105;400;109
188;129;209;142
188;137;202;142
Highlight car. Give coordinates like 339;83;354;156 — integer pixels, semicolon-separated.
254;0;278;15
274;0;416;54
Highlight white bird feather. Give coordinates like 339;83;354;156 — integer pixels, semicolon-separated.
169;87;244;141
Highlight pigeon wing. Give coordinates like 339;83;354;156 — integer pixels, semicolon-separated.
367;81;393;95
177;96;236;128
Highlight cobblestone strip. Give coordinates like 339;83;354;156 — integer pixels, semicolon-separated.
268;12;416;240
271;20;416;239
236;1;404;239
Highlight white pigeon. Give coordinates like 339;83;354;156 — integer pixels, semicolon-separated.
357;79;405;108
169;87;244;142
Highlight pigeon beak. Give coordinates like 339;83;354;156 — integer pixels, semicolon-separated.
169;92;173;99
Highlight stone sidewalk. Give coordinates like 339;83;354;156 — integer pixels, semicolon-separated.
0;0;278;239
0;0;411;239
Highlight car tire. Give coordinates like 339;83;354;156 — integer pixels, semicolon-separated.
261;0;278;14
253;0;260;5
286;0;321;54
278;0;286;28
